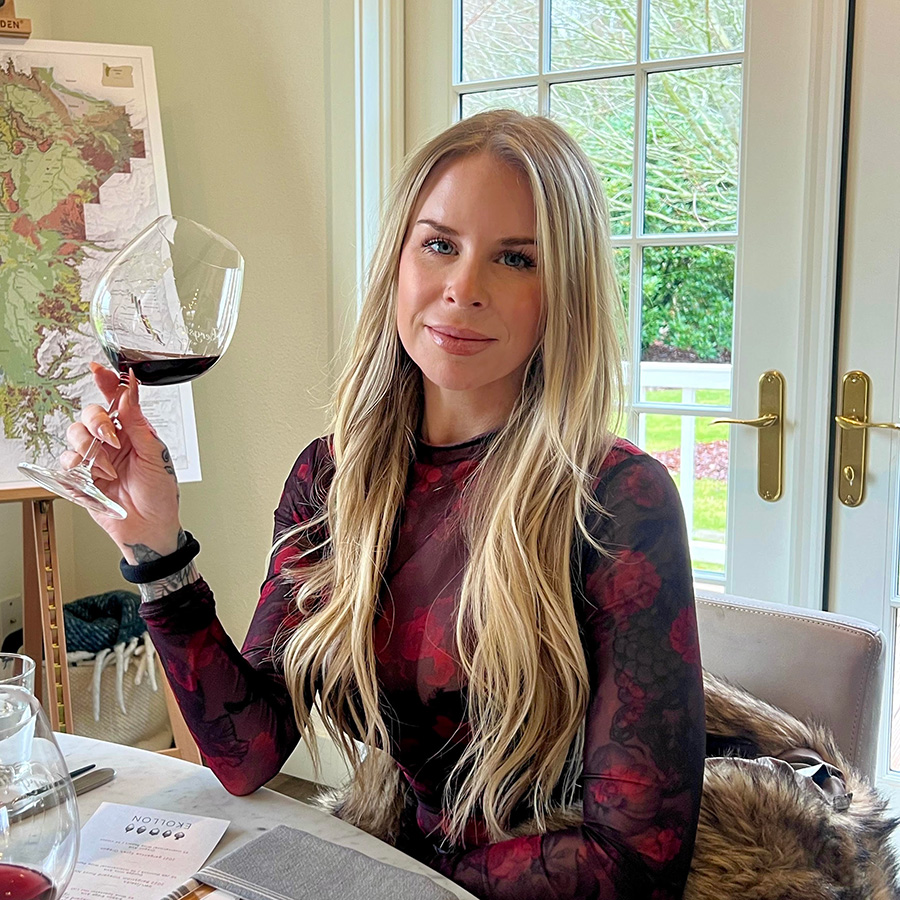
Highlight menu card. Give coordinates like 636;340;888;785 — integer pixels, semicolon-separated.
65;802;229;900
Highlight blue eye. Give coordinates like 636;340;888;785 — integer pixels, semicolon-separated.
501;250;536;270
424;238;454;255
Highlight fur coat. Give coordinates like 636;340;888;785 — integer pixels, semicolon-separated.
690;672;898;899
318;672;900;899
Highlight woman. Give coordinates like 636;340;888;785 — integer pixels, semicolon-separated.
64;110;705;899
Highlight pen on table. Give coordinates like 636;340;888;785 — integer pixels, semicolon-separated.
9;767;116;823
17;764;98;801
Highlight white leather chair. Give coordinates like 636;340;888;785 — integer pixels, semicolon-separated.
695;590;886;778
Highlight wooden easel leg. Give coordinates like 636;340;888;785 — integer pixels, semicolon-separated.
26;500;73;732
22;501;44;707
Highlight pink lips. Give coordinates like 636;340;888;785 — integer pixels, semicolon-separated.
426;325;494;356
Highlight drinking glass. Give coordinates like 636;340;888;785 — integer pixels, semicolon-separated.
0;655;36;693
18;215;244;519
0;686;79;899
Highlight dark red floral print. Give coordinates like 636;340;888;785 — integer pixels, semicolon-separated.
397;596;458;690
486;836;543;880
634;826;682;864
596;549;662;616
669;607;700;665
141;436;705;899
623;463;667;508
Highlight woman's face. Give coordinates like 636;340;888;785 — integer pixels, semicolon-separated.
397;152;542;411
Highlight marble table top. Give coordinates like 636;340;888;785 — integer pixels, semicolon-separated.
57;733;477;899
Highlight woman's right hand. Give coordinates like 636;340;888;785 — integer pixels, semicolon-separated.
62;363;183;561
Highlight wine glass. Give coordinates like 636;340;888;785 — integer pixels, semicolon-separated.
18;215;244;519
0;686;79;899
0;655;36;693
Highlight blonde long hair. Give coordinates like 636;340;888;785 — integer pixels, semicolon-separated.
280;110;626;843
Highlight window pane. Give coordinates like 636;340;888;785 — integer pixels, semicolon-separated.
460;86;539;118
641;412;729;579
614;246;630;314
550;77;635;236
644;64;742;234
550;0;637;70
461;0;539;83
640;244;734;404
648;0;744;61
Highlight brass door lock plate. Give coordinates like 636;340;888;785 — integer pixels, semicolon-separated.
837;371;869;507
713;370;785;502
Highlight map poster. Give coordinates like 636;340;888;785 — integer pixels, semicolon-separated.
0;39;201;492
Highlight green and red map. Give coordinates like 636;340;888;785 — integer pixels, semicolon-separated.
0;41;198;486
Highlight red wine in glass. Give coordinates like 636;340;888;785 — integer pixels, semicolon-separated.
105;346;221;386
0;863;55;900
17;215;243;519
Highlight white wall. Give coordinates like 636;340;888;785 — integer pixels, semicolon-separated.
0;504;23;621
10;0;346;643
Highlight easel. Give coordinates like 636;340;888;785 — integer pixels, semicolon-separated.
0;485;73;732
0;0;67;727
1;0;72;725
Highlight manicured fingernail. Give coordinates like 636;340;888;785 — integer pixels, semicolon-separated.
93;458;117;480
99;424;121;448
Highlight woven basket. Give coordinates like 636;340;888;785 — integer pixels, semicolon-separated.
68;654;173;751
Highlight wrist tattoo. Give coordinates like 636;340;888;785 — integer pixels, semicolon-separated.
138;560;199;602
161;445;180;501
162;446;176;478
125;530;199;602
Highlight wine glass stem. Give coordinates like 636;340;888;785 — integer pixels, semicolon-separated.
77;377;129;474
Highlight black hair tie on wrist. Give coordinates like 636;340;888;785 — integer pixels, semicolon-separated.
120;532;200;584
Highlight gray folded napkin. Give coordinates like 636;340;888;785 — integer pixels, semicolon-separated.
195;824;456;900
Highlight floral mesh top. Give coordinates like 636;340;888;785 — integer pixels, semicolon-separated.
140;434;705;900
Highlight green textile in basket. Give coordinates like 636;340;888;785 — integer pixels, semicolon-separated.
64;590;144;653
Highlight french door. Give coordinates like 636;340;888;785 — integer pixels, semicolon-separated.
828;0;900;794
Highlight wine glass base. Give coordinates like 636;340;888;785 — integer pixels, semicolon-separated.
17;463;127;520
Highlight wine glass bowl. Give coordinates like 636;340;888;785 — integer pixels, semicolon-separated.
92;216;243;386
0;686;79;899
0;654;36;693
18;215;244;519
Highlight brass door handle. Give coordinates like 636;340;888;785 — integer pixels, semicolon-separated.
711;414;778;429
835;415;900;431
835;370;900;506
711;371;784;502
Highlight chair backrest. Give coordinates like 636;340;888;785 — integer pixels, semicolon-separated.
695;590;885;778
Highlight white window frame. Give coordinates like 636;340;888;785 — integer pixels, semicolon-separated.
326;0;405;370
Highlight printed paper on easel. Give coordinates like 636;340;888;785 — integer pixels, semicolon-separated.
0;38;203;490
66;802;229;900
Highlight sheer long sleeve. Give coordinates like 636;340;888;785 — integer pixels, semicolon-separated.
435;446;706;899
140;439;331;795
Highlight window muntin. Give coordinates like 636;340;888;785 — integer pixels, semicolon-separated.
456;0;746;584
